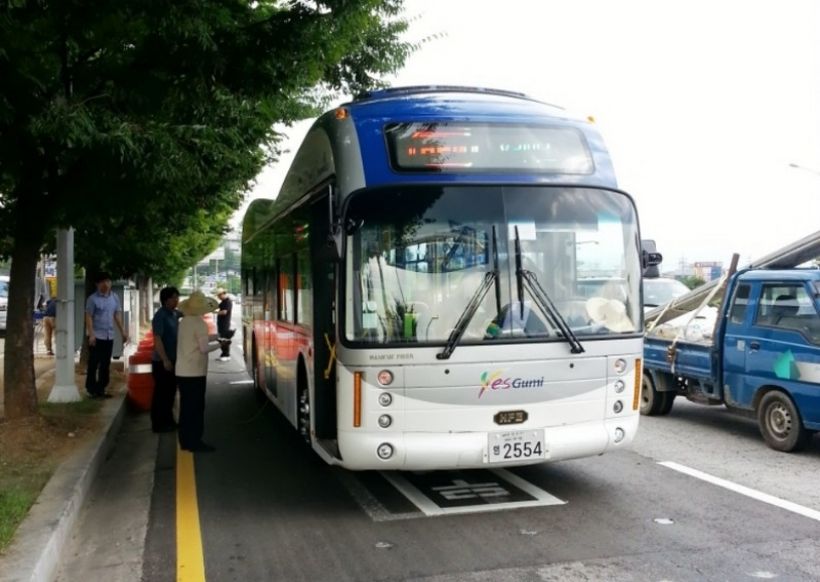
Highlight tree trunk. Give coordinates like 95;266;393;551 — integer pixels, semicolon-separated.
3;237;42;419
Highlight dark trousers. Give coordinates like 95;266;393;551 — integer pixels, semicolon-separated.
178;376;207;449
151;362;177;431
218;322;231;358
86;339;114;395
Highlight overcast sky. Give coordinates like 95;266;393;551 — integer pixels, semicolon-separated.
239;0;820;271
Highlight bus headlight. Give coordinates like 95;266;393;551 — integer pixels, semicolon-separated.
614;428;626;443
378;392;393;407
614;380;626;393
614;358;627;374
377;443;394;459
613;400;624;414
377;369;394;386
378;414;392;428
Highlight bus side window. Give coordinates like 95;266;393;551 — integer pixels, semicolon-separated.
279;257;295;323
729;283;751;324
297;249;312;326
273;260;281;320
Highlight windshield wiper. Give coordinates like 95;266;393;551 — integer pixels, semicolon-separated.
513;227;585;354
437;227;500;360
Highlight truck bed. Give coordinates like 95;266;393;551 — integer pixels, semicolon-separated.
643;335;717;386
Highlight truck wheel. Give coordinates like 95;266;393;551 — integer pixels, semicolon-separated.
757;391;809;452
640;372;670;416
658;391;676;415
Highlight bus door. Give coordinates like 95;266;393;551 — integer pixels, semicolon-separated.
263;266;278;399
310;189;338;440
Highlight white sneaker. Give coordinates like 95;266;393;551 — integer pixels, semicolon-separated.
219;356;231;362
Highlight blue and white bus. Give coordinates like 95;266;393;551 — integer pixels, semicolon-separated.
242;86;646;470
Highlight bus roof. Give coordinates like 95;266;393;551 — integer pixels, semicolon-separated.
334;85;582;128
251;87;620;231
346;85;568;118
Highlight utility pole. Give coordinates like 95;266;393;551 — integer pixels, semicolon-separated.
48;228;80;402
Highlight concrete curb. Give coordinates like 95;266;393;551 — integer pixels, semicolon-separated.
0;394;127;582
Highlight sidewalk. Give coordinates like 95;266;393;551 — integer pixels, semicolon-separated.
0;348;130;582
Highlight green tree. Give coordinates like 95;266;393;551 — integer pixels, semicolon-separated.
0;0;410;419
680;275;707;290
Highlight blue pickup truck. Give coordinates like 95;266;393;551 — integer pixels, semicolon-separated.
642;269;820;451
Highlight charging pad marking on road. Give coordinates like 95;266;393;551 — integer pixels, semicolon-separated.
381;469;565;517
335;469;424;522
659;461;820;523
177;446;206;581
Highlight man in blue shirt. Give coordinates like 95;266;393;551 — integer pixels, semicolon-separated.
151;286;181;432
85;272;129;398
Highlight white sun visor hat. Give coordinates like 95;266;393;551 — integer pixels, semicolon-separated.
585;297;635;332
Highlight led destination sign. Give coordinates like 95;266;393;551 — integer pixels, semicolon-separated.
385;122;594;173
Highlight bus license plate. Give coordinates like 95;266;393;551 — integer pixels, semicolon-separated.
488;430;546;463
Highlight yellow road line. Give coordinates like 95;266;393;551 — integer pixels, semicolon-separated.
176;446;206;581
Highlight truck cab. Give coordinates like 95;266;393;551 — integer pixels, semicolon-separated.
643;269;820;451
723;270;820;448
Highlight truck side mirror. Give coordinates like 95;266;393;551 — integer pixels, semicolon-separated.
643;251;663;267
642;251;663;279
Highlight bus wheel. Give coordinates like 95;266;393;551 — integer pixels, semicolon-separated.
297;364;311;444
757;391;809;452
640;372;670;416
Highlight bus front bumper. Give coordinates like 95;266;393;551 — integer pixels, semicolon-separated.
335;415;639;471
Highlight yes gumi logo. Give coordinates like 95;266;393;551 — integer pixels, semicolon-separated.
478;370;545;398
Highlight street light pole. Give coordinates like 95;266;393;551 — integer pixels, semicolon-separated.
48;228;80;402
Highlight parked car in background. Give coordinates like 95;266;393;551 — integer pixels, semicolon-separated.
642;277;691;310
0;275;8;331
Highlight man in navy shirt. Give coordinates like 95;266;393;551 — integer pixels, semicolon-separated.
151;286;181;432
85;272;129;398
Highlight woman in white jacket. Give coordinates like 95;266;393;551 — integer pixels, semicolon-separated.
175;291;227;453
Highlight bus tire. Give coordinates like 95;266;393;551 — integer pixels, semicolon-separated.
757;391;809;452
297;361;311;445
640;372;670;416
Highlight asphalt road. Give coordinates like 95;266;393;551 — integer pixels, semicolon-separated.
56;331;820;582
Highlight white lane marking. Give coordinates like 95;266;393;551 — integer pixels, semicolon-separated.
659;461;820;523
334;469;422;522
381;469;565;517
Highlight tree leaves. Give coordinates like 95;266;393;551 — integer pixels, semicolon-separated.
0;0;411;267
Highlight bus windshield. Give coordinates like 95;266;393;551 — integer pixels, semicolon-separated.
344;186;640;346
